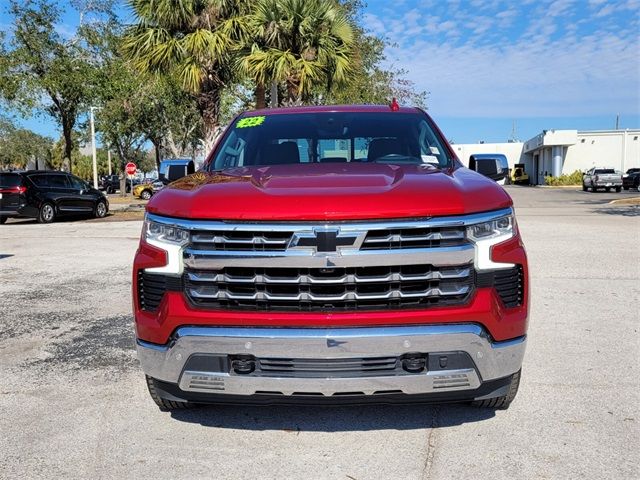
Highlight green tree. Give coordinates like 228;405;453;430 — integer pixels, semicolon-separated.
0;0;96;172
87;20;204;171
123;0;252;150
241;0;355;106
0;119;53;169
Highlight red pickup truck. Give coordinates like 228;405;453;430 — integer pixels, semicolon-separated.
133;105;528;411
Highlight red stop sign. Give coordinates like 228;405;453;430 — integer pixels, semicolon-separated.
125;162;137;176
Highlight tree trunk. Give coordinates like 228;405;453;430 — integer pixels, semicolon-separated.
165;129;181;158
255;83;266;109
285;77;302;106
153;140;161;172
270;81;278;108
62;117;74;173
196;86;222;154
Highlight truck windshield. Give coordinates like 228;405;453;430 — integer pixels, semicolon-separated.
209;112;452;170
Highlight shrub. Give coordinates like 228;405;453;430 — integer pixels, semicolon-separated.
544;170;584;186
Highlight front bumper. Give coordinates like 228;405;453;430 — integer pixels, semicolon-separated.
137;324;526;400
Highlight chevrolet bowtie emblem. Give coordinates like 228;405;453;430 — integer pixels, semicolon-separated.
290;228;360;253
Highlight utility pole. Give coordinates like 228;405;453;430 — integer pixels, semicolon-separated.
615;114;620;130
107;149;112;175
90;107;98;189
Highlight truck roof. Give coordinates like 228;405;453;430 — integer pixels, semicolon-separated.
241;104;421;116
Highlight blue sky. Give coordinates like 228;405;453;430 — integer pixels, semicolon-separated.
1;0;639;144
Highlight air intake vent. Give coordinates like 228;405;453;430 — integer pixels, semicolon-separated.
137;272;182;311
493;266;524;308
256;356;399;378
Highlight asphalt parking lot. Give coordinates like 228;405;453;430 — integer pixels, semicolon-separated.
0;187;638;480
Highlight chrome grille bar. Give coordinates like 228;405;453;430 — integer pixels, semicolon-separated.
183;245;475;269
188;284;470;302
362;230;465;244
186;267;471;285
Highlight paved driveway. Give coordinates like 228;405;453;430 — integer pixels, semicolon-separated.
0;187;638;479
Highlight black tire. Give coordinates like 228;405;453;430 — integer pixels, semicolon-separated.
0;216;7;224
140;189;152;200
615;187;621;193
94;200;107;218
38;202;55;224
591;186;597;192
623;186;629;191
471;369;521;409
605;187;611;192
582;184;587;191
145;375;197;411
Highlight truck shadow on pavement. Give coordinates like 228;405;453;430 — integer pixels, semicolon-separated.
169;403;496;431
592;206;640;217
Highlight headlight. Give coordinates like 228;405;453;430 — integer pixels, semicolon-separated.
144;218;190;246
467;214;515;242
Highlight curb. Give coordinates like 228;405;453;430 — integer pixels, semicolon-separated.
609;197;640;205
109;203;146;212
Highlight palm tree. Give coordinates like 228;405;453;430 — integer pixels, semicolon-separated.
241;0;355;106
123;0;252;150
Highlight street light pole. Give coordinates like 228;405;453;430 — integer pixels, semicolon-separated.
90;106;98;189
107;148;112;175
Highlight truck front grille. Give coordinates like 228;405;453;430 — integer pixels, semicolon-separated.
361;227;466;250
190;230;293;252
188;224;469;252
184;264;474;311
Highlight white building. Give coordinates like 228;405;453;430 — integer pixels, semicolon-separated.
452;129;640;185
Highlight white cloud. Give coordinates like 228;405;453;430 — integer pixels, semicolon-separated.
362;13;386;35
595;4;615;16
362;1;640;118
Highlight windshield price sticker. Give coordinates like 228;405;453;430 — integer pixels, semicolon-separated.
237;116;266;128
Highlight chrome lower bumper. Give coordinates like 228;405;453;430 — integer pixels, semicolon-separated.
137;324;526;397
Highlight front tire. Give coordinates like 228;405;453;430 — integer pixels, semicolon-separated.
140;189;152;200
94;200;107;218
615;186;621;193
591;186;597;192
0;216;7;224
471;370;521;410
582;184;587;191
145;375;197;411
38;203;55;224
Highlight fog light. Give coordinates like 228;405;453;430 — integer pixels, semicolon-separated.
231;358;255;374
402;355;426;373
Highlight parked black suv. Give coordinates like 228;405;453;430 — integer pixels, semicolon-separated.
622;168;640;191
100;174;132;194
0;170;109;224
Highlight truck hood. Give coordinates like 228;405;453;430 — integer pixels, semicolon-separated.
146;164;512;221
